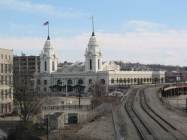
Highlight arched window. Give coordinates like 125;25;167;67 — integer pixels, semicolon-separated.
67;79;72;85
134;78;137;83
127;78;130;83
44;61;47;71
89;59;92;70
78;79;84;85
100;79;105;84
147;78;149;82
67;79;73;92
150;78;152;83
111;78;114;84
161;78;164;83
89;79;92;84
57;79;62;85
144;78;146;83
137;78;140;84
140;78;143;84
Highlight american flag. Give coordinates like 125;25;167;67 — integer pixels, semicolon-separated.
43;21;49;26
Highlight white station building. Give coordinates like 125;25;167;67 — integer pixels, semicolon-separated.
34;30;165;95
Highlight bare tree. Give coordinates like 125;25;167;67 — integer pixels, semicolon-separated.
89;80;106;97
14;88;41;123
13;74;42;124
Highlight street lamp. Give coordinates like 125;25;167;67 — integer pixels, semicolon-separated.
75;80;85;108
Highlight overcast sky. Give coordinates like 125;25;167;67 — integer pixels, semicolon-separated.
0;0;187;66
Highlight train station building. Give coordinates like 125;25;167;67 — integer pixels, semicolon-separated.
33;29;165;95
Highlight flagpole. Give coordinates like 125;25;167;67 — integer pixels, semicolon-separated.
92;16;94;33
48;22;49;38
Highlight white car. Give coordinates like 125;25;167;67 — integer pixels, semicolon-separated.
108;91;124;97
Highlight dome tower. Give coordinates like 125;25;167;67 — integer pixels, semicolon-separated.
85;17;103;72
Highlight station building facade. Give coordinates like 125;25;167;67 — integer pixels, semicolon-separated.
34;31;165;95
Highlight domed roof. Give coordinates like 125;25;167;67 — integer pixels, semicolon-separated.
88;32;98;48
41;35;56;58
43;36;53;50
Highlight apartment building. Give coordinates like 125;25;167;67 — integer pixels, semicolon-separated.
13;55;40;92
0;48;13;116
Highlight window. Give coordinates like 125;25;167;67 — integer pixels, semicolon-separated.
1;90;4;100
111;78;114;83
37;87;40;92
5;93;8;99
89;59;92;70
140;78;143;84
0;76;3;85
44;61;47;71
127;78;130;83
161;78;164;83
9;93;11;99
67;79;72;85
43;87;47;92
78;79;83;85
9;76;12;85
150;78;152;82
37;79;41;85
8;103;11;112
5;76;7;85
144;78;146;82
9;89;11;98
98;59;100;70
5;64;8;73
147;78;149;82
8;64;12;73
89;79;92;84
52;61;55;71
44;80;47;85
1;64;3;73
1;104;3;113
57;79;62;85
100;79;105;84
134;78;137;83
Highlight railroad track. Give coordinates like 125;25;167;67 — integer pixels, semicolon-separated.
124;89;156;140
139;88;187;140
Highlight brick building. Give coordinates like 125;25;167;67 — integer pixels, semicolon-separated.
13;55;40;92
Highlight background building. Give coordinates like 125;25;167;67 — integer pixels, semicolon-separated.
0;48;13;116
13;55;40;92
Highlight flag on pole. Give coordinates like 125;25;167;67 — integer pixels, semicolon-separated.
43;21;50;39
43;21;49;26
